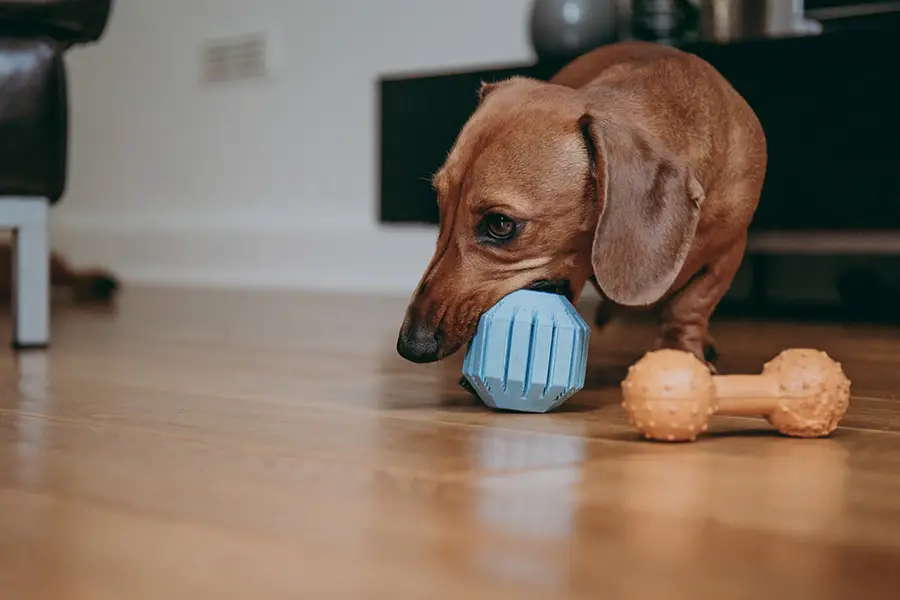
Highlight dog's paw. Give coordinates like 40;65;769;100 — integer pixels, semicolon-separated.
73;270;120;303
704;341;719;365
703;334;719;373
653;334;718;373
458;376;478;398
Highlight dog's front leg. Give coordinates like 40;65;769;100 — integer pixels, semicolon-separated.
655;236;747;372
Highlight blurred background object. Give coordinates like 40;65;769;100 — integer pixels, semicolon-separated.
630;0;701;44
528;0;624;61
0;0;113;347
699;0;822;42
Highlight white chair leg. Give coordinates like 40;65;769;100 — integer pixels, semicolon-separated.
12;204;49;349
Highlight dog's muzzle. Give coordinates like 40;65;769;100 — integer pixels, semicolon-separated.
397;280;573;365
397;318;443;363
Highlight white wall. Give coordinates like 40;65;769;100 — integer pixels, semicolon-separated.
53;0;536;294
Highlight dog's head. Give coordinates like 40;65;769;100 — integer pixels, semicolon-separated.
396;77;704;363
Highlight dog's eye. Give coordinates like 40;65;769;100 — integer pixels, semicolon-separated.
483;213;517;241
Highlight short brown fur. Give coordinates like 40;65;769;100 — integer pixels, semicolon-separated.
0;242;119;304
397;41;766;367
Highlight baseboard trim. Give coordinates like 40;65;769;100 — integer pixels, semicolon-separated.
50;217;439;296
55;216;900;298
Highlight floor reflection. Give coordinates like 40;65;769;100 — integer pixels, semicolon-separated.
469;424;587;589
12;352;51;488
615;440;849;535
615;439;850;598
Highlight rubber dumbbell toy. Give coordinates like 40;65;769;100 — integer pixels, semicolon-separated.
461;289;590;413
621;348;851;442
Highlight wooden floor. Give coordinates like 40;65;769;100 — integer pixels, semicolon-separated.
2;287;900;599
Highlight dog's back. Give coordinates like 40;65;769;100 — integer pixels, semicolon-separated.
550;40;684;89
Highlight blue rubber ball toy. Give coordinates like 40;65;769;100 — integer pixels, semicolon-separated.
462;289;590;413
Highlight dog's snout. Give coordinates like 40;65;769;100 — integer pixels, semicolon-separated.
397;320;442;364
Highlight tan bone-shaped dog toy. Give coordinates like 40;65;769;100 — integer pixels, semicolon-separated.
620;348;851;442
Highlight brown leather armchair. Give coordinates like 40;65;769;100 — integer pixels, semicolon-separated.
0;0;112;348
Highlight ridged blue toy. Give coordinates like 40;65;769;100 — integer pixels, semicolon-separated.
461;289;590;413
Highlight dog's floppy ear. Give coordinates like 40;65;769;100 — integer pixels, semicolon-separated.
580;112;705;306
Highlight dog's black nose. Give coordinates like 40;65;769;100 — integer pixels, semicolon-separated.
397;322;441;363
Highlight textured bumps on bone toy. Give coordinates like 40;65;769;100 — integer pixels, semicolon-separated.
620;348;851;442
461;289;590;413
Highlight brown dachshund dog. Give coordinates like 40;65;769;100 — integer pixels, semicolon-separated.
0;242;118;304
396;41;766;371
